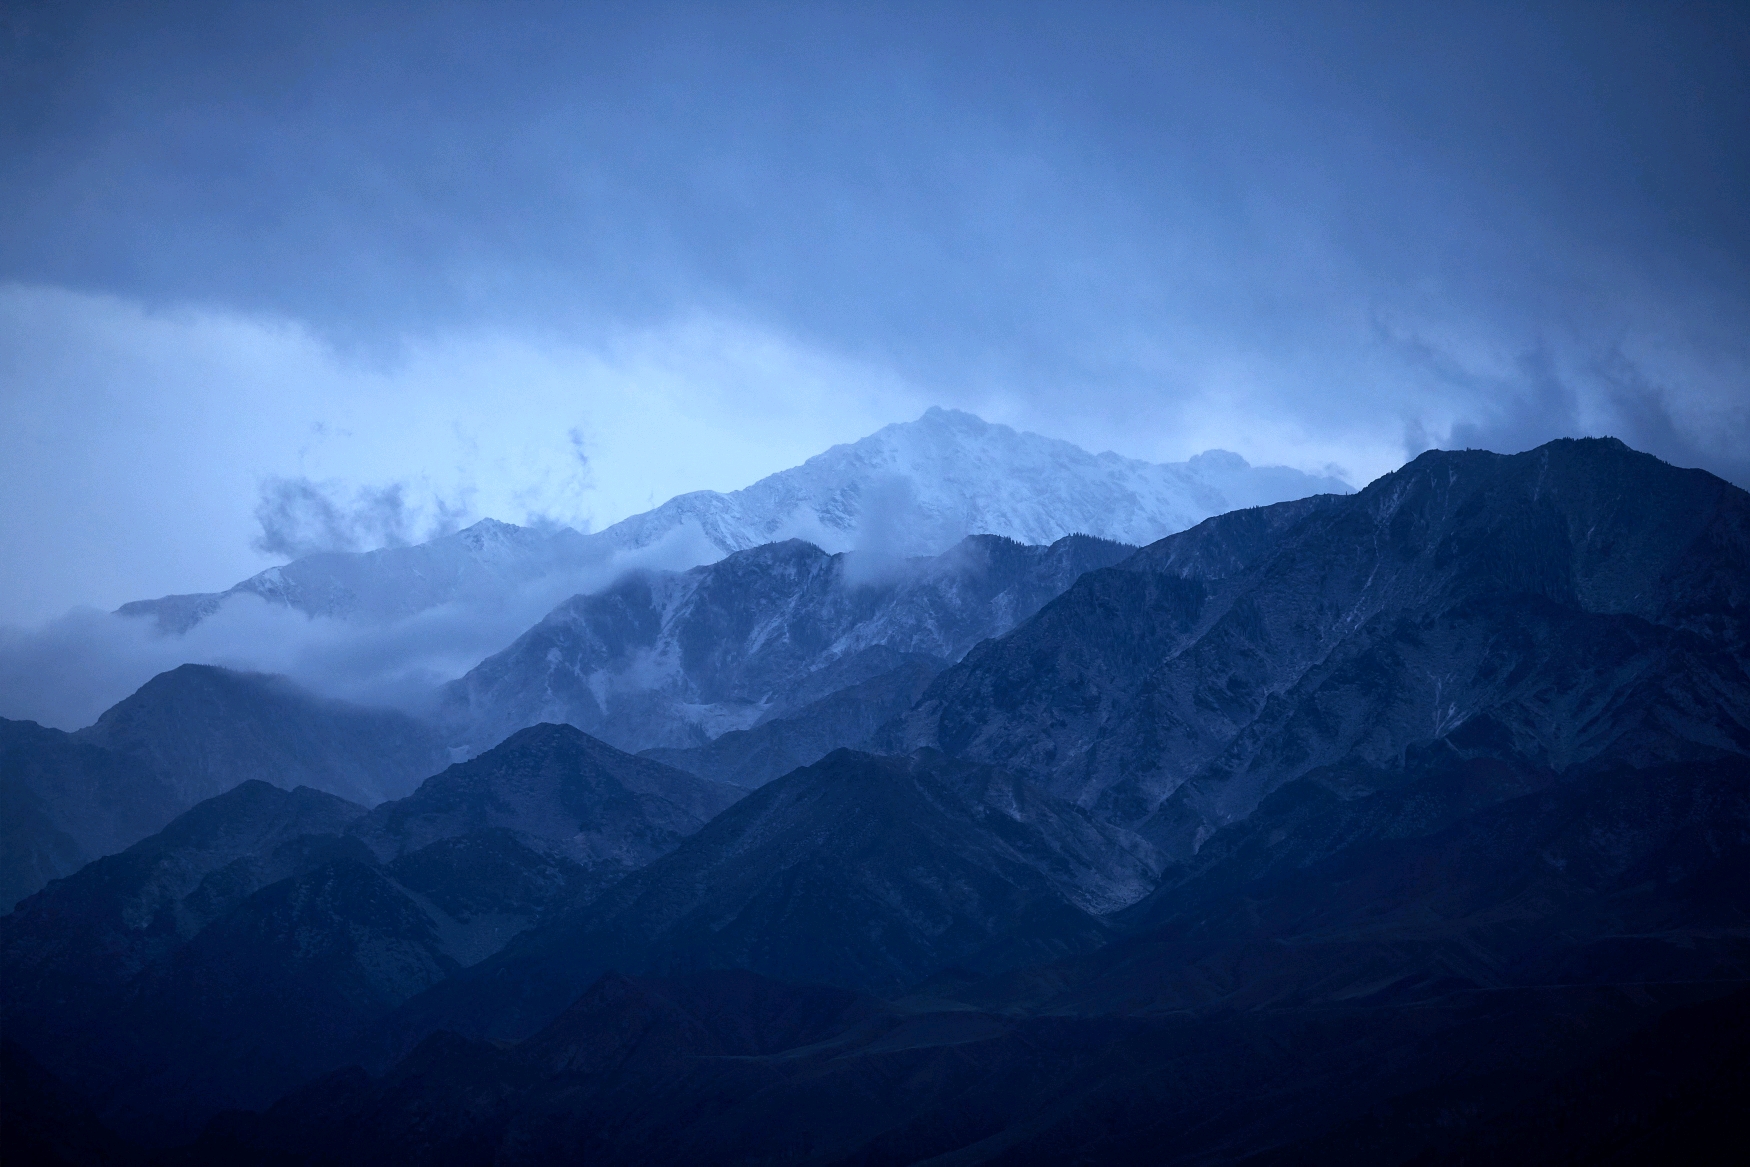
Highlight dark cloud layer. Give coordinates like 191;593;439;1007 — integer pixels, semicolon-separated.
1;2;1746;561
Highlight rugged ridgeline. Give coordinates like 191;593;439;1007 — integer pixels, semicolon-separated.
119;407;1347;632
891;437;1750;855
1;664;448;908
0;724;738;1143
443;532;1135;761
1;531;1129;909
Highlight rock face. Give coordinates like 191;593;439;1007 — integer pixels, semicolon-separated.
118;408;1348;632
398;748;1161;1041
442;533;1134;756
894;438;1750;855
641;652;947;788
0;725;739;1143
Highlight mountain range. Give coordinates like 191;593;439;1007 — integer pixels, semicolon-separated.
2;431;1746;1165
891;438;1750;852
441;532;1134;758
1;532;1136;908
119;408;1348;632
1;723;737;1142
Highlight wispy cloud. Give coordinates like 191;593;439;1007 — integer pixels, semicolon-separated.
250;476;474;559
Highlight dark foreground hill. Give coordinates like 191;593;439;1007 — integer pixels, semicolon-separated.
0;725;739;1144
391;749;1160;1045
149;747;1750;1166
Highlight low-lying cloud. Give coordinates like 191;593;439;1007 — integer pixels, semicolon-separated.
0;507;759;732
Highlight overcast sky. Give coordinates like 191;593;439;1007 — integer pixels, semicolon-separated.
3;0;1747;624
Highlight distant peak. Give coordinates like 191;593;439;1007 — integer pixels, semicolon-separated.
917;406;991;428
494;722;594;751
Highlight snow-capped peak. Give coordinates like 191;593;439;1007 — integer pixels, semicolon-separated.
119;409;1349;631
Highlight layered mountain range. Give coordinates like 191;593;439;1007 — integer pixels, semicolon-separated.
119;408;1347;632
2;532;1135;908
0;665;448;909
1;724;738;1141
3;433;1747;1165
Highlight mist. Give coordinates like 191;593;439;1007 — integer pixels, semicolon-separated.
0;517;739;731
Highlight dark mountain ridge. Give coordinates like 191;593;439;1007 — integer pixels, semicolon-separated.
78;663;449;807
1;664;453;908
350;723;742;879
0;715;182;911
1;724;739;1143
390;748;1162;1044
893;438;1750;854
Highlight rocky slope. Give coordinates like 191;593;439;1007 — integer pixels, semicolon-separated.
441;533;1134;755
641;652;947;788
892;438;1750;854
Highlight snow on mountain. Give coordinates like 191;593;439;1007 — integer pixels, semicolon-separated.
119;408;1350;632
596;407;1350;558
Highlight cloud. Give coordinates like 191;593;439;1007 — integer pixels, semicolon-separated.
0;516;748;731
0;284;921;623
253;477;406;558
838;474;922;588
250;476;473;559
4;3;1747;633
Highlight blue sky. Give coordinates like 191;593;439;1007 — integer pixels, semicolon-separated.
2;0;1747;621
